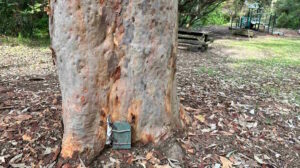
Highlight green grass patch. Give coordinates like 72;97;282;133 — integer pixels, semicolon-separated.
233;57;300;67
218;37;300;106
264;118;273;125
225;37;300;68
197;66;218;76
0;35;50;48
293;91;300;105
262;85;280;96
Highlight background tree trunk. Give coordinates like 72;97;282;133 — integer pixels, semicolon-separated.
49;0;181;163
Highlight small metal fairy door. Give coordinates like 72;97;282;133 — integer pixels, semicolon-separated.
112;121;131;149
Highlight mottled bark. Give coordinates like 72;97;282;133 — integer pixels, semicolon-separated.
49;0;181;163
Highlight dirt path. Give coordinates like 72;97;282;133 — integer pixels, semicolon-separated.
0;35;299;167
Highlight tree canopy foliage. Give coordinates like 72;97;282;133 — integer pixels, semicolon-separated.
275;0;300;29
0;0;299;38
179;0;227;27
0;0;48;37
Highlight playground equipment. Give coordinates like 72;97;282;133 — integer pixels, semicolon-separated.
230;2;277;36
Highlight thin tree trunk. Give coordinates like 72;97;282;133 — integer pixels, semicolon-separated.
49;0;181;164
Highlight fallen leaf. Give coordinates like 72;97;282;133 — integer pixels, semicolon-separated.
154;164;171;168
15;114;32;122
214;163;221;168
43;147;52;155
146;151;160;164
132;156;146;162
254;154;266;164
51;146;61;162
52;98;58;105
167;159;181;168
246;122;257;129
187;149;195;154
220;131;233;136
263;155;270;160
138;160;147;168
9;153;23;163
220;156;233;168
209;123;217;130
206;143;217;148
180;105;192;125
146;152;154;160
188;132;196;136
79;157;87;168
226;150;236;158
184;106;196;112
10;163;30;168
126;155;134;164
195;115;205;123
201;128;211;133
22;134;32;142
0;154;10;163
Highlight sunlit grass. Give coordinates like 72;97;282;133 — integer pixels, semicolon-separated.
217;37;300;105
225;37;300;67
0;35;50;48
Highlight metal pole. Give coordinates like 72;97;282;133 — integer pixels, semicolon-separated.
257;13;262;31
249;9;252;29
272;14;276;34
268;15;272;33
235;18;237;28
240;17;243;29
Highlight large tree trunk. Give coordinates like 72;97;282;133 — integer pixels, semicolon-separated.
49;0;181;164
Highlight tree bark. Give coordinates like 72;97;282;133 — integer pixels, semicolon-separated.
49;0;181;163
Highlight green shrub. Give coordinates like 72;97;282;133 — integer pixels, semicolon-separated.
191;5;230;27
0;0;49;38
275;0;300;29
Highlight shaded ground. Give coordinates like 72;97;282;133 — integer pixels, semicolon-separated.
177;36;300;167
200;25;300;39
0;31;300;167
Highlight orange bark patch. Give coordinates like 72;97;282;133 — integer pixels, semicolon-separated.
113;0;122;13
141;133;155;144
118;25;125;34
73;104;81;112
82;87;88;94
109;81;123;121
111;111;120;122
67;98;82;113
61;135;82;159
127;100;142;125
127;99;142;141
179;104;191;125
99;0;105;5
49;47;57;65
111;66;121;82
165;85;171;115
114;24;124;47
80;96;86;105
44;0;53;16
100;107;108;123
111;95;120;121
168;45;177;69
70;0;86;43
165;45;177;116
62;163;72;168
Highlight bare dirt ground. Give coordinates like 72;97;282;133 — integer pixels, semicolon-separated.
0;29;299;167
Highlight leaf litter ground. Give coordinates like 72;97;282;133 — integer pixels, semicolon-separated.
0;32;299;167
